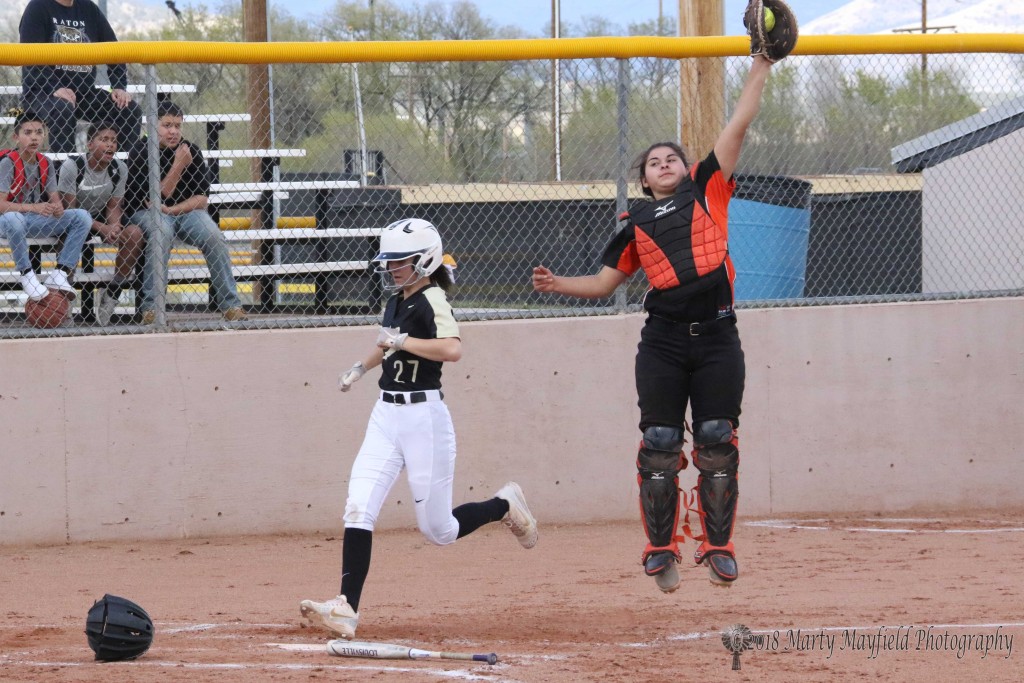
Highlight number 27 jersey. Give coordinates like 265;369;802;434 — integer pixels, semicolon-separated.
379;284;460;392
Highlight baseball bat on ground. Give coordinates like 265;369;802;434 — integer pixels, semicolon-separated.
327;639;498;665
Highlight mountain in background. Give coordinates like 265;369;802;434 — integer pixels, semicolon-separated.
804;0;1024;35
4;0;1023;38
0;0;167;40
802;0;1023;105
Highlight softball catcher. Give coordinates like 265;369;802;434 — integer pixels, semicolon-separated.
300;218;538;639
533;49;783;592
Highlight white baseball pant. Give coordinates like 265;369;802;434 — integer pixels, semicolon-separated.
343;397;459;545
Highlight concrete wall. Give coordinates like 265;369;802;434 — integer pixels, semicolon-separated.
2;297;1022;545
922;127;1024;293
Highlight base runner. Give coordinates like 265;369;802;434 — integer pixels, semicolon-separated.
300;218;538;639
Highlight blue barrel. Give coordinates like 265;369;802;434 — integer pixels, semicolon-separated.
728;175;812;301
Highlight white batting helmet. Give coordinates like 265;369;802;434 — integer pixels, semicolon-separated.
374;219;444;287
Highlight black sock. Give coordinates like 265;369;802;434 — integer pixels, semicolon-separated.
453;497;509;539
340;528;372;612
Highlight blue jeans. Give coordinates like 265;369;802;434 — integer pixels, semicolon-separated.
0;209;92;273
132;209;241;313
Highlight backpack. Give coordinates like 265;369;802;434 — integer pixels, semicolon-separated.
73;154;121;192
1;148;50;202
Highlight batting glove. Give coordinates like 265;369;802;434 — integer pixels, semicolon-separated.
339;361;365;392
376;326;409;351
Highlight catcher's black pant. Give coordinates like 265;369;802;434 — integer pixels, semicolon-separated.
634;314;745;432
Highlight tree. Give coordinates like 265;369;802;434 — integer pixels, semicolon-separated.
739;59;809;175
890;65;978;142
813;62;977;173
120;2;329;149
739;56;979;176
318;1;413;116
121;3;238;97
557;17;682;181
392;2;544;181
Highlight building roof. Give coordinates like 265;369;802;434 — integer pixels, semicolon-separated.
891;95;1024;172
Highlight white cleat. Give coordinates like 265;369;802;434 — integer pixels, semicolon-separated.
299;595;359;639
645;550;681;594
495;482;538;549
704;554;738;588
655;564;681;593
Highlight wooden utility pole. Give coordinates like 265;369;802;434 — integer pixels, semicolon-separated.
678;0;725;158
894;2;958;109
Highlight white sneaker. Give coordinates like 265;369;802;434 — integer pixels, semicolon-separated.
96;288;118;326
299;595;359;639
496;482;538;549
42;270;76;296
19;271;49;301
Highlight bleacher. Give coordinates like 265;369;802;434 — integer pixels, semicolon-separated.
1;83;383;323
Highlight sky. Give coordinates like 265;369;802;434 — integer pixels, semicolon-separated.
262;0;852;37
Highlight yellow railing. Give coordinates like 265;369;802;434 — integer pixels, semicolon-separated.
2;34;1023;67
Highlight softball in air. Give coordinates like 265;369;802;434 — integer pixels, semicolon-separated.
764;7;776;32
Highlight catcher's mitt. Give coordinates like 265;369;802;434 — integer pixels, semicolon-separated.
743;0;798;63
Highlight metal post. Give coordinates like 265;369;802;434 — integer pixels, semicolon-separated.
921;0;929;107
551;0;562;181
267;3;280;226
614;59;629;313
353;63;369;187
95;0;109;86
144;65;168;327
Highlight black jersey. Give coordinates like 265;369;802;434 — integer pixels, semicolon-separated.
601;151;737;322
19;0;128;98
125;139;209;216
378;284;460;392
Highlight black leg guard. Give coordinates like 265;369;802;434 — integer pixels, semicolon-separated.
692;419;739;547
637;425;686;571
693;419;740;585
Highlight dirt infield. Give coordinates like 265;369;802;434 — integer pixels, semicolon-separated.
2;513;1023;682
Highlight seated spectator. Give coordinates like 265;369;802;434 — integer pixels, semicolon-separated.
125;101;247;324
58;121;144;325
0;109;92;303
19;0;142;155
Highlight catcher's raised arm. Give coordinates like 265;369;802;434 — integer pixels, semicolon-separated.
743;0;798;63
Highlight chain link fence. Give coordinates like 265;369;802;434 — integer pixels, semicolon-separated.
2;40;1023;337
